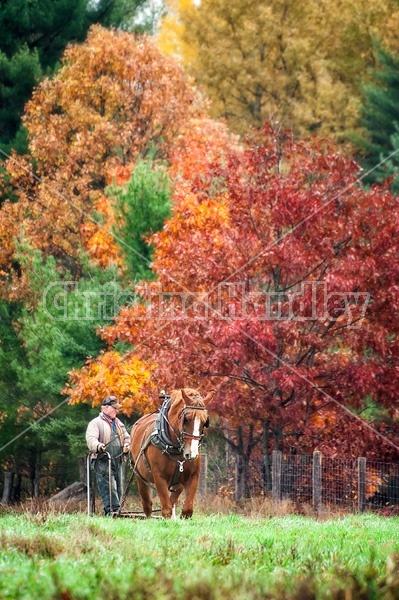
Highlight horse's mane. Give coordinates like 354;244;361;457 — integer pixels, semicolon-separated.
170;388;208;424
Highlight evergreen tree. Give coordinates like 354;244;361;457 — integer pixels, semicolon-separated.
0;157;172;498
110;158;171;281
356;46;399;191
0;244;133;501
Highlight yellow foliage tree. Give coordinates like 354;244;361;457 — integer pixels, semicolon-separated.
158;0;399;140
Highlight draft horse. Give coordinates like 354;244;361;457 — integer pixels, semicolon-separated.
130;388;212;518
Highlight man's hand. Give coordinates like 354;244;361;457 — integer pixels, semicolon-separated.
98;443;106;453
123;444;130;454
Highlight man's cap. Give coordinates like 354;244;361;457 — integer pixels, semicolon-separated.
102;395;122;409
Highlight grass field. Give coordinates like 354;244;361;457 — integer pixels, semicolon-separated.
1;509;399;599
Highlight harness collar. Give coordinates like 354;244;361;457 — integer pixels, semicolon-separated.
150;399;206;455
151;399;182;455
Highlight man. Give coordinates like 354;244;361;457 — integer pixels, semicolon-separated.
86;395;131;516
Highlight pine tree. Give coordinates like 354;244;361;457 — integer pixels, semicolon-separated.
110;158;171;281
356;47;399;191
0;244;133;500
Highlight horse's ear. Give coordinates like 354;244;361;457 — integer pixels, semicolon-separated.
181;389;191;406
203;390;215;405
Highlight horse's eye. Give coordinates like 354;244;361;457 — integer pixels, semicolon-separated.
204;417;210;428
182;415;187;425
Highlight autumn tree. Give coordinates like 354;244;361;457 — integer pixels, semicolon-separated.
0;0;148;153
68;123;399;496
66;118;233;399
66;117;237;408
0;24;202;299
158;0;399;140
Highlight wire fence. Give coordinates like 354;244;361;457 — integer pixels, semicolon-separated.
202;451;399;513
3;448;399;515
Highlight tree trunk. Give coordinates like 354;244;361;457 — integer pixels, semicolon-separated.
34;451;42;497
225;422;232;471
234;425;255;500
274;427;283;452
12;472;22;503
48;482;87;505
235;454;245;501
1;471;14;504
29;449;42;497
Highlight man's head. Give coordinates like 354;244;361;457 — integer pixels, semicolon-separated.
101;395;122;418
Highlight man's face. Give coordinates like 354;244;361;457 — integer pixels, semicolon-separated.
102;405;119;418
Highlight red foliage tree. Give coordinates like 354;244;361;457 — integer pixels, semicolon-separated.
69;123;399;481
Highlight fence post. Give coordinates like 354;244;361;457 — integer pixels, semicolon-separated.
272;450;282;502
358;457;367;513
235;455;245;501
312;451;322;512
198;453;208;497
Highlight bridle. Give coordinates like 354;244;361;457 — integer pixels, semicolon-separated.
166;404;209;452
179;405;209;446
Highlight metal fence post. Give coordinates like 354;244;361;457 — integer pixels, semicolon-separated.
86;454;91;516
272;450;282;502
358;457;367;513
107;452;112;514
312;451;322;512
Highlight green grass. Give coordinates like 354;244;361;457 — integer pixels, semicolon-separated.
1;512;399;599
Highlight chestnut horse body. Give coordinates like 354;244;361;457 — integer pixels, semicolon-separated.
130;388;211;518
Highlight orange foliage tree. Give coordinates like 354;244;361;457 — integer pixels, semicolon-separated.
0;24;203;298
67;350;156;415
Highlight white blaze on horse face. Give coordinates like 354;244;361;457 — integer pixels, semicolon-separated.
184;415;201;459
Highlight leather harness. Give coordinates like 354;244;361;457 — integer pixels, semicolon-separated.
133;398;206;492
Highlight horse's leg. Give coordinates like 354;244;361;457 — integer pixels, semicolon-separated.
153;473;173;518
137;478;153;518
181;474;199;518
169;484;183;516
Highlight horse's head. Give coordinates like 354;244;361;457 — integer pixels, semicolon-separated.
169;388;212;460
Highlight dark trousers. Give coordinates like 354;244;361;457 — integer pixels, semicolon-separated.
94;455;122;515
